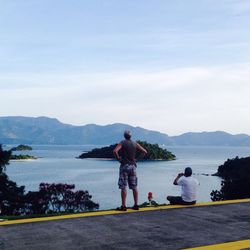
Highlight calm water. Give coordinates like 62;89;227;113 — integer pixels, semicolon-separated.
5;145;250;210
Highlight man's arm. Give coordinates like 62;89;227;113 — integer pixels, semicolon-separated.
135;143;147;161
173;173;184;185
113;143;122;162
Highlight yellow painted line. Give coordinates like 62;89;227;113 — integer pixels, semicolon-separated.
1;198;250;226
184;239;250;250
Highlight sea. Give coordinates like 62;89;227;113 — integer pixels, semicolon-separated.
5;145;250;210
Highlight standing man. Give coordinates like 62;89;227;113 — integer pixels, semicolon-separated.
167;167;199;205
113;130;147;211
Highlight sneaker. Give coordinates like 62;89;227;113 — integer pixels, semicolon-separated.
116;206;127;211
132;205;139;210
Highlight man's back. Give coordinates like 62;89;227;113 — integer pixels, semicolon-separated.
177;176;199;202
121;139;137;165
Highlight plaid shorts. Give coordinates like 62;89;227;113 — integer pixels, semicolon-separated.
118;164;137;190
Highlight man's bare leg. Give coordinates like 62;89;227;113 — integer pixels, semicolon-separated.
132;188;138;206
121;188;127;207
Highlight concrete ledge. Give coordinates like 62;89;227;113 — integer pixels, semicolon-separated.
1;200;250;249
1;198;250;226
184;239;250;250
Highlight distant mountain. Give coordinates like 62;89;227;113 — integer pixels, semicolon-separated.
0;116;172;145
171;131;250;146
1;116;250;146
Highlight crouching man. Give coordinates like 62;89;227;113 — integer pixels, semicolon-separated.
167;167;199;205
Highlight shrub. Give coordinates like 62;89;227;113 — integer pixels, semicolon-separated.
24;183;99;214
211;156;250;201
0;144;99;215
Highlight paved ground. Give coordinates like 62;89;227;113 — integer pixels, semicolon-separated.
1;202;250;250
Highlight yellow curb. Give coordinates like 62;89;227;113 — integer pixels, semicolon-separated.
0;198;250;226
183;239;250;250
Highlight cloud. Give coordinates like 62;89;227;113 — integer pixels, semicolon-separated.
1;63;250;134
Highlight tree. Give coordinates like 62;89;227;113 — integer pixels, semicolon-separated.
0;144;11;173
0;145;26;215
0;144;99;215
211;156;250;201
24;183;99;214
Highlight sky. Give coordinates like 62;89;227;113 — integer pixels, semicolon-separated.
1;0;250;135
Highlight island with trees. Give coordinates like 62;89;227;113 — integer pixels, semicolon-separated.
9;144;36;160
211;156;250;201
10;154;37;160
78;141;176;161
10;144;33;151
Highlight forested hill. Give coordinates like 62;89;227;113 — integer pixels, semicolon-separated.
1;116;250;146
211;156;250;201
78;141;176;161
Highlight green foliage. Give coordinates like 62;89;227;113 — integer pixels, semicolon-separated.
0;145;11;173
0;145;26;214
79;141;176;161
24;183;99;215
211;156;250;201
10;154;37;160
136;141;175;160
0;174;26;215
79;144;117;159
0;144;98;215
10;144;32;151
8;144;36;160
139;200;159;207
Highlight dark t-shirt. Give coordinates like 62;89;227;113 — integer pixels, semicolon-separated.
120;139;137;166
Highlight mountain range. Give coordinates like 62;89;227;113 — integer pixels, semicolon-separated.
1;116;250;146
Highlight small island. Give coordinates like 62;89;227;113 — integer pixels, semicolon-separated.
10;144;32;151
78;141;176;161
10;154;37;160
9;144;36;160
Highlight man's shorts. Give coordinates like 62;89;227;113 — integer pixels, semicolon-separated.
118;164;137;190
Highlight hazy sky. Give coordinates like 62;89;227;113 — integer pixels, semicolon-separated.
1;0;250;135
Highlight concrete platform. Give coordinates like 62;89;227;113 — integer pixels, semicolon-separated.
1;200;250;249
